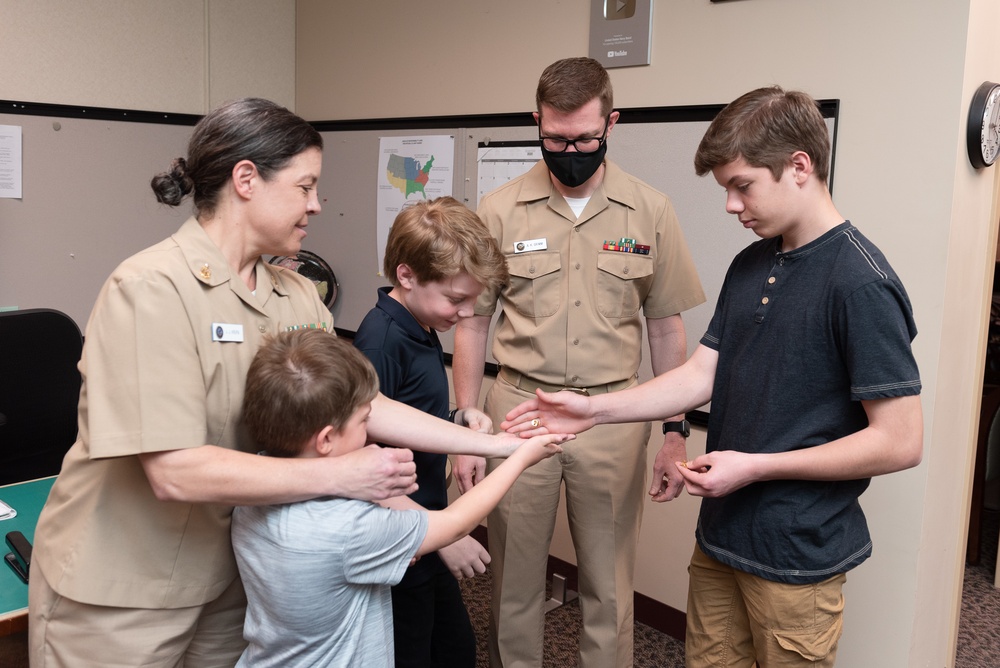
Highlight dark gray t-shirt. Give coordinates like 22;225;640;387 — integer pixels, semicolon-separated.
698;222;920;584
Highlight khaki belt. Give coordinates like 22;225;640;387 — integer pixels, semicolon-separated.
499;367;635;396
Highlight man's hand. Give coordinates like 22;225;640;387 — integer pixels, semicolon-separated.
438;534;491;579
452;407;493;493
453;455;486;494
500;389;596;437
649;433;688;502
334;444;418;501
454;407;494;434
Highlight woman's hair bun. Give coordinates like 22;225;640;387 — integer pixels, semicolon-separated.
150;157;194;206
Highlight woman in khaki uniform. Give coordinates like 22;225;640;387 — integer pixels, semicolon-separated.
27;98;524;668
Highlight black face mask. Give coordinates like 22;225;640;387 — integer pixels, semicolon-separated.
541;140;607;188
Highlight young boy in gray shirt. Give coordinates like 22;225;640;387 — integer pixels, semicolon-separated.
231;330;572;667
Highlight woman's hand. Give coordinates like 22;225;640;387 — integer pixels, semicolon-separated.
330;444;418;501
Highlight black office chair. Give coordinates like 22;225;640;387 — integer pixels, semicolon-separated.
0;309;83;485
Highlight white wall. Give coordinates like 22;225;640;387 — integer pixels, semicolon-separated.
299;1;1000;665
0;0;295;113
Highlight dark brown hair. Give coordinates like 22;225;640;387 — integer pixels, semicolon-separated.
694;86;831;184
150;98;323;218
243;330;378;458
536;57;614;117
383;196;508;294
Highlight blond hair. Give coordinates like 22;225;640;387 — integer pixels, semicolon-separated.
384;196;508;294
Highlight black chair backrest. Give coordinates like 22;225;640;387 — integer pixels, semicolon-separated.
0;309;83;485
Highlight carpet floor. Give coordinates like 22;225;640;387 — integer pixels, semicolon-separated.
458;572;686;667
957;509;1000;667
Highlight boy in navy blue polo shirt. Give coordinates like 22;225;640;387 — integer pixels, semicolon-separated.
354;196;509;668
501;86;923;667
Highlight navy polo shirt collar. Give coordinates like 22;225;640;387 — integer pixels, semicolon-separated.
374;286;437;346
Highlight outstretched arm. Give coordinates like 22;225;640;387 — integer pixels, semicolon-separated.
366;391;518;459
416;432;573;556
501;344;718;436
677;394;923;497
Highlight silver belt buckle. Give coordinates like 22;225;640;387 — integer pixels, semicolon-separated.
563;386;590;396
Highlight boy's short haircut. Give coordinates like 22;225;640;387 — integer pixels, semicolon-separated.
383;196;509;294
694;86;831;185
243;330;379;458
536;57;614;118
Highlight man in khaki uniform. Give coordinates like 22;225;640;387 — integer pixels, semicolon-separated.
453;57;705;668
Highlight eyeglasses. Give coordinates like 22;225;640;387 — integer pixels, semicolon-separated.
539;116;610;154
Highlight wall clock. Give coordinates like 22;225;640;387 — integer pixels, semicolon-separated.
269;251;339;307
968;80;1000;169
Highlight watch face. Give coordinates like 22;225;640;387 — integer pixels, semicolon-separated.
982;86;1000;166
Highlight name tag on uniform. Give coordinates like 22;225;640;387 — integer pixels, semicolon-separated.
513;238;547;253
212;323;244;342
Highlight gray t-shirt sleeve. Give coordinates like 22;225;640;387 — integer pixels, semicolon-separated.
343;504;428;587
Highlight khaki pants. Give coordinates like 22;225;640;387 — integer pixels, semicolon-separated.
685;545;845;668
29;568;247;668
484;374;650;668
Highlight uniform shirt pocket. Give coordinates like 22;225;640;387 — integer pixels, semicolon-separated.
596;252;654;318
506;251;562;318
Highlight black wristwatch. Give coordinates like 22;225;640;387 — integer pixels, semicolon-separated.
662;420;690;438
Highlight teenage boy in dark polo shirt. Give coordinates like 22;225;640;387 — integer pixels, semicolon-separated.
501;86;923;667
354;196;509;668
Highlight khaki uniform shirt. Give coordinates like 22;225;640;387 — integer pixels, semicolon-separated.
33;217;331;608
476;159;705;386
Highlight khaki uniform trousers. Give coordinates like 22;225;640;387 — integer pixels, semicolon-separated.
29;567;247;668
685;545;846;668
484;374;650;668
